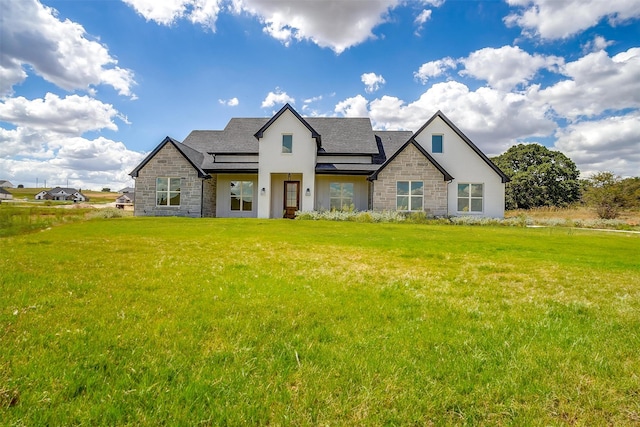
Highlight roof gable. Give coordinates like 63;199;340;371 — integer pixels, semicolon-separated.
253;104;322;149
414;111;509;183
130;136;209;178
50;187;81;195
369;140;453;181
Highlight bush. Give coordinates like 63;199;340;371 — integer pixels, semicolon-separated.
295;210;530;226
295;210;406;223
88;208;128;219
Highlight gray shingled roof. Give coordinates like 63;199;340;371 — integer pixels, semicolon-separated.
176;140;206;172
183;119;266;153
375;130;413;157
202;161;258;172
49;187;83;194
308;118;378;154
315;163;380;174
182;117;381;155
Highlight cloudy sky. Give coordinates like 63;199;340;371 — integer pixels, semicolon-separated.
1;0;639;190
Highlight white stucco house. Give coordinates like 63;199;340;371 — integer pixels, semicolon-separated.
130;104;508;218
35;187;88;202
0;187;12;200
115;192;134;209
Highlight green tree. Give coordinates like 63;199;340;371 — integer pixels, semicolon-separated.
619;177;640;209
491;143;581;209
583;172;627;219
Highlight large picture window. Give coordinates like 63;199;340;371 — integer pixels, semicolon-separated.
330;182;354;210
397;181;423;211
156;177;181;206
231;181;253;211
458;183;483;213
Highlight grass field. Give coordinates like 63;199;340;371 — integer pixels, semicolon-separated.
1;218;639;425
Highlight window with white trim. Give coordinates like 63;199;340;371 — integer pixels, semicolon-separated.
457;183;483;213
282;134;293;153
156;177;181;206
231;181;253;211
396;181;423;211
330;182;354;210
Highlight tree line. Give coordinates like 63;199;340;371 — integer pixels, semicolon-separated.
491;144;640;219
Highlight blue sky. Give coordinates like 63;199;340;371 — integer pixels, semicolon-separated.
1;0;639;190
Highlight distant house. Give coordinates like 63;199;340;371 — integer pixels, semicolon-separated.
0;187;12;200
115;192;134;209
118;186;135;194
0;180;14;188
130;104;509;218
34;187;89;202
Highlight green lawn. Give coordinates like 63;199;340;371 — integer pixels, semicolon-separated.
1;218;639;425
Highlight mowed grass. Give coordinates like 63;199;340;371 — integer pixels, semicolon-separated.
1;218;639;425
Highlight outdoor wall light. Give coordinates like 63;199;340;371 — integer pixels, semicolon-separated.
261;187;266;195
305;188;311;196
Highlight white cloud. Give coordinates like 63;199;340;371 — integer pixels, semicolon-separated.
345;44;640;175
229;0;401;53
505;0;640;40
0;0;136;97
373;81;556;155
0;59;28;97
361;73;386;93
188;0;222;28
534;48;640;119
415;46;563;90
303;95;323;104
414;9;432;35
0;91;139;189
51;137;144;173
121;0;446;53
0;140;145;190
334;95;369;117
0;93;123;134
415;9;432;25
582;35;614;53
0;128;145;190
414;57;457;84
460;45;563;91
261;89;295;108
554;112;640;177
218;97;239;106
122;0;189;25
0;127;55;159
122;0;221;29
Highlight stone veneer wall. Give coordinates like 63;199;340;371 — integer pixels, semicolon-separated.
134;143;204;217
372;143;448;216
201;174;217;217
